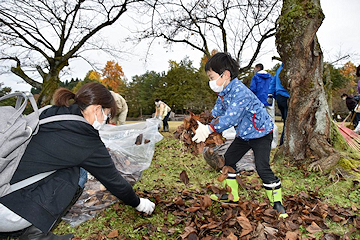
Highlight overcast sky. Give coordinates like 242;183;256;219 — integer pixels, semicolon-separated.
1;0;359;92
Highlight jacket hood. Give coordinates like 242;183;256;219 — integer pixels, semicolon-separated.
256;71;272;80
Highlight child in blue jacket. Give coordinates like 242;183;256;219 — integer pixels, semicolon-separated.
192;52;288;218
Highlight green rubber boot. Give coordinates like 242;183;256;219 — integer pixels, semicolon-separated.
264;179;288;218
210;173;239;202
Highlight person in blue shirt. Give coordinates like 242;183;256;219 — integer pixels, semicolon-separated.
250;63;278;149
250;63;273;107
268;64;290;146
192;52;288;218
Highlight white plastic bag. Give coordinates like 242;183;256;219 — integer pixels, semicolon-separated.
99;118;163;174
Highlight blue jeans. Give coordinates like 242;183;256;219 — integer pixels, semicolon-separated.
78;168;88;188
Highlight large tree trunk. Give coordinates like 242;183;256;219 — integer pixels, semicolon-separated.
37;58;68;106
275;0;340;171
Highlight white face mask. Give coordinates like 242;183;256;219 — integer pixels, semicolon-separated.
209;74;225;93
155;101;161;107
92;108;108;131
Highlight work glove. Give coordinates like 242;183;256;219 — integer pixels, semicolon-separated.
266;94;273;105
136;198;155;215
192;121;212;143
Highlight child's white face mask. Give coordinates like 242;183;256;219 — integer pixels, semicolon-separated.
209;74;224;93
92;108;108;130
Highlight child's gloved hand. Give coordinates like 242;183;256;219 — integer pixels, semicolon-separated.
192;121;212;143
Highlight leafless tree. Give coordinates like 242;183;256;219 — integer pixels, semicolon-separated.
137;0;281;73
0;0;147;105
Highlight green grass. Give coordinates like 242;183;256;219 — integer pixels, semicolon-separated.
50;121;359;239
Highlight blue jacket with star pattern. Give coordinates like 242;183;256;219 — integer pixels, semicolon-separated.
210;78;274;141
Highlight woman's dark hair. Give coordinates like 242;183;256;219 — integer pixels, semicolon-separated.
205;52;240;79
53;82;116;118
154;99;160;102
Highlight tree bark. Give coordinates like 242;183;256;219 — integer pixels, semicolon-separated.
275;0;340;171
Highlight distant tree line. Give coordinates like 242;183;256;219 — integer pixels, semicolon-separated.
1;58;356;119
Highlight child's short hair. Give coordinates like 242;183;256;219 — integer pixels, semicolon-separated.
205;52;239;79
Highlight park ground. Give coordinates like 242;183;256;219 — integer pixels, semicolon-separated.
53;120;360;240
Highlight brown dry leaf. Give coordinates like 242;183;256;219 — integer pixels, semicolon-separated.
227;232;238;240
200;195;212;210
236;216;253;237
106;229;118;238
285;231;298;240
196;142;205;154
306;221;322;234
222;166;236;174
264;226;278;236
180;170;189;185
252;222;266;240
185;206;201;212
180;226;197;239
135;134;143;145
174;196;185;206
217;172;228;182
227;192;234;201
200;222;219;230
332;214;345;222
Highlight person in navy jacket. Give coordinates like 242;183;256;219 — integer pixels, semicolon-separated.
192;52;288;218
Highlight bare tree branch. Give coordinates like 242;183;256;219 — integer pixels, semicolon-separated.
135;0;281;73
0;0;149;104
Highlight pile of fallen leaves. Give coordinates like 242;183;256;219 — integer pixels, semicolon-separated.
174;111;225;154
134;170;359;240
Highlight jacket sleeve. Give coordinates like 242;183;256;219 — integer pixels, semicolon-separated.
249;76;257;94
212;90;250;133
211;97;225;119
268;76;276;96
80;146;140;207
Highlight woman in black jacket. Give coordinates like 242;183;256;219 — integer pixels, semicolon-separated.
0;82;155;239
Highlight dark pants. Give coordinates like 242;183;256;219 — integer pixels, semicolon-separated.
352;111;360;127
163;112;171;130
276;95;288;146
224;133;277;184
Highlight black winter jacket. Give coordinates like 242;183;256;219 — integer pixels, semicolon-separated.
0;104;140;233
